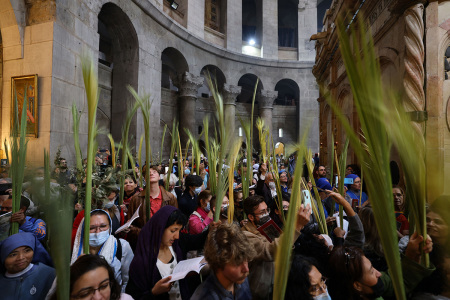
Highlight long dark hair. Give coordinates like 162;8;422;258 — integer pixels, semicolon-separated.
70;254;121;300
327;246;365;300
285;255;318;300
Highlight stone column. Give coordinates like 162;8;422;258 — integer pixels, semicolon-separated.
259;90;278;135
177;72;204;149
298;0;317;61
226;0;242;52
261;0;278;59
223;84;241;136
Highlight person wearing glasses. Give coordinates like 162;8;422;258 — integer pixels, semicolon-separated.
241;195;311;300
0;232;55;300
71;209;134;292
286;255;330;300
327;233;434;300
68;254;132;300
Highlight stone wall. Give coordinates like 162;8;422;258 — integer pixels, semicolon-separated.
0;0;319;167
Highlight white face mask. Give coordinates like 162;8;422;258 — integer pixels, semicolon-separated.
312;289;332;300
89;230;110;247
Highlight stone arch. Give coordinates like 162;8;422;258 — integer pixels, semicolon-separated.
199;65;226;97
161;47;189;91
274;78;299;106
378;56;400;92
237;73;263;103
97;2;139;147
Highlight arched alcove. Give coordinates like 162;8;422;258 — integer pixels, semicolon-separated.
161;47;189;91
274;78;299;106
278;0;298;48
98;3;139;148
242;0;262;46
237;73;263;103
199;65;226;97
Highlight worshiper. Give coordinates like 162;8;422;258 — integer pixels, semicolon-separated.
270;192;290;229
409;195;450;298
68;255;132;300
392;186;409;238
126;166;178;250
358;206;388;272
188;190;213;234
1;195;47;241
103;187;126;234
122;175;142;207
327;233;434;300
191;223;255;300
233;190;245;224
71;209;134;291
279;171;289;193
345;164;361;177
178;174;204;217
209;194;230;224
344;174;368;207
285;255;329;300
255;168;276;209
241;195;311;300
0;232;55;299
163;173;180;199
126;206;214;299
313;165;327;180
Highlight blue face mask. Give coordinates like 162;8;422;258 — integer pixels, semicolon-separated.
204;202;211;212
194;187;202;195
313;289;332;300
89;230;110;247
233;182;237;189
184;169;191;175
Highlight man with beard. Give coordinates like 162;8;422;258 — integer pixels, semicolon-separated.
241;195;311;300
52;157;73;186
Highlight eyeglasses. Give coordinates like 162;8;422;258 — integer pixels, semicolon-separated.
254;208;270;216
89;224;109;233
310;277;328;296
282;205;289;210
71;280;111;299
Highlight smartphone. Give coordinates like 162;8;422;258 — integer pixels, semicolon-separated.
301;190;313;214
0;183;12;195
344;178;354;185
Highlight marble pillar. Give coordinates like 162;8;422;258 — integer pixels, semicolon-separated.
177;72;204;149
223;84;241;136
259;90;278;135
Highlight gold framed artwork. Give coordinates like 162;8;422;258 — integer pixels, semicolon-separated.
11;74;38;138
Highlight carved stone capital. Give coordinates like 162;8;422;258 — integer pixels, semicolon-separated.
223;84;241;105
177;72;204;98
389;0;426;15
259;90;278;109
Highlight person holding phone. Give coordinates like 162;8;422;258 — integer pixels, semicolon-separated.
344;174;368;207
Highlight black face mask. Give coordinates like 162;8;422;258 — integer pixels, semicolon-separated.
255;213;271;226
366;277;385;299
283;210;289;218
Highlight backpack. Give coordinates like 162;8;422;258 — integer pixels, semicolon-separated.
115;236;122;261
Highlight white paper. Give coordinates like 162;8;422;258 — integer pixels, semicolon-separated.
164;256;207;282
333;212;349;238
115;204;141;234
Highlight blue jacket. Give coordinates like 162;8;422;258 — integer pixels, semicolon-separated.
0;263;55;300
191;272;252;300
19;216;46;240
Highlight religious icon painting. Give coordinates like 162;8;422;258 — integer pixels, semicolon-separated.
11;74;38;138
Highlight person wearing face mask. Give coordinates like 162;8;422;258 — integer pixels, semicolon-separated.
178;175;204;218
188;190;213;234
270;192;290;229
327;234;434;300
255;167;276;209
241;195;312;300
71;209;134;292
286;255;331;300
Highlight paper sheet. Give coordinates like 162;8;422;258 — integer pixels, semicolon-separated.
115;204;141;234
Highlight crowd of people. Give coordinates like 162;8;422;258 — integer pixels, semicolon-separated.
0;151;448;300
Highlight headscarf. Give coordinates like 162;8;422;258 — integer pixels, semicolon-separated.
345;174;359;190
0;232;52;269
129;205;184;293
71;209;117;265
316;178;332;191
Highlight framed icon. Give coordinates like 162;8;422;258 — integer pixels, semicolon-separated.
11;74;38;138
